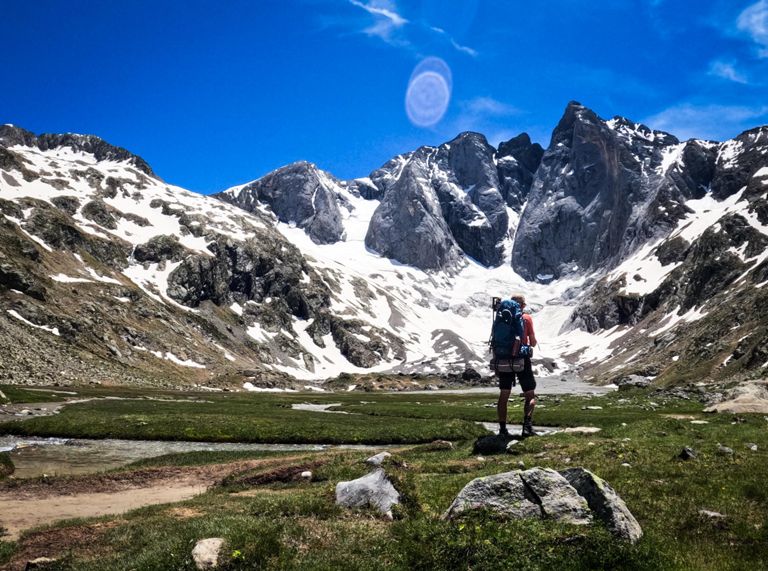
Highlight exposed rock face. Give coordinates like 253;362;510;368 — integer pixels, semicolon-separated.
133;235;190;264
167;236;329;315
497;133;544;210
511;102;716;280
365;150;462;270
561;467;643;543
216;161;346;245
0;124;154;175
712;126;768;201
365;132;511;269
335;469;400;518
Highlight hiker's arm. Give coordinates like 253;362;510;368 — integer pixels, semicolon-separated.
528;317;537;347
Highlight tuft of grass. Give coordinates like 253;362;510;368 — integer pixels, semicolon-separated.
0;452;14;479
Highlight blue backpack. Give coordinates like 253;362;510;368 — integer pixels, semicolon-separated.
490;299;525;359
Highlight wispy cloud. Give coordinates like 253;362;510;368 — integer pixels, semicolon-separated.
644;103;768;141
462;97;520;117
708;59;749;84
737;0;768;57
348;0;408;45
428;25;478;57
341;1;477;56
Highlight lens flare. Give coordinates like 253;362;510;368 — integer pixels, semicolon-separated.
405;57;452;127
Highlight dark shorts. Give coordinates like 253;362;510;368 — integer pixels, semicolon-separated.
497;358;536;392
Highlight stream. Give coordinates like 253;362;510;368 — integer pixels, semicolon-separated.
0;436;384;479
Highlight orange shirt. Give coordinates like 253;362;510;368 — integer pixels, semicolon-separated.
522;314;537;347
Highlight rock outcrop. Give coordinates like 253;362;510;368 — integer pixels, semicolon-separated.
216;161;346;245
511;102;716;280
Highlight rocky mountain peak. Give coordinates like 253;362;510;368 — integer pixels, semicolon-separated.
216;160;347;245
0;124;155;176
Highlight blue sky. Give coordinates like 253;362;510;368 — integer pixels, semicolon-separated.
3;0;768;193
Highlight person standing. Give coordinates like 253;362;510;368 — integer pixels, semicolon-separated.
496;293;538;438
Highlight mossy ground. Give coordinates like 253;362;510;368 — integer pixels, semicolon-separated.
0;385;766;570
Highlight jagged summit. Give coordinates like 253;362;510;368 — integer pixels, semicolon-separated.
1;101;766;388
0;124;154;176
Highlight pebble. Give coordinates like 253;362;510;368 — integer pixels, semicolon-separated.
621;463;631;468
300;471;312;480
678;447;697;460
698;509;726;520
746;443;758;452
716;444;734;456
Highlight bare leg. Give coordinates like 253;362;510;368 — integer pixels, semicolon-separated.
497;389;511;430
523;390;536;421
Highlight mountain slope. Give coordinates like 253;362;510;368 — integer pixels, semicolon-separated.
1;102;766;390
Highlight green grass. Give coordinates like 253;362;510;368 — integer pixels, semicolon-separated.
0;452;13;479
0;387;766;569
0;389;490;444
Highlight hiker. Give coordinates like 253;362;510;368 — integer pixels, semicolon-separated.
495;293;538;438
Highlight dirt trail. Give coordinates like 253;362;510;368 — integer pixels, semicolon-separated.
0;454;312;541
1;484;206;540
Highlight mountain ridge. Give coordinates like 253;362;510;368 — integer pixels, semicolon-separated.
0;101;766;391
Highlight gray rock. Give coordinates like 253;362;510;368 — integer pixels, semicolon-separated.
365;153;463;270
520;468;592;525
511;102;713;280
617;375;652;390
678;447;697;460
716;444;734;456
133;235;190;263
191;537;225;570
560;467;643;543
335;469;400;518
216;161;345;245
365;451;391;466
497;133;544;210
443;471;541;520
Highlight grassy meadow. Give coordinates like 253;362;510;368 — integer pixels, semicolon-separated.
0;384;766;570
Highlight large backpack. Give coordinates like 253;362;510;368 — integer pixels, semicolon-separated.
489;299;524;359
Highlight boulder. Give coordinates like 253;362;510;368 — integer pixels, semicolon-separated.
444;468;641;541
704;380;768;414
335;469;400;519
443;471;541;520
461;367;481;382
521;468;592;525
617;375;652;390
560;467;643;543
191;537;225;570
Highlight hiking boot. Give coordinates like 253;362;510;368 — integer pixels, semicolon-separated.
521;418;538;438
498;426;511;437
